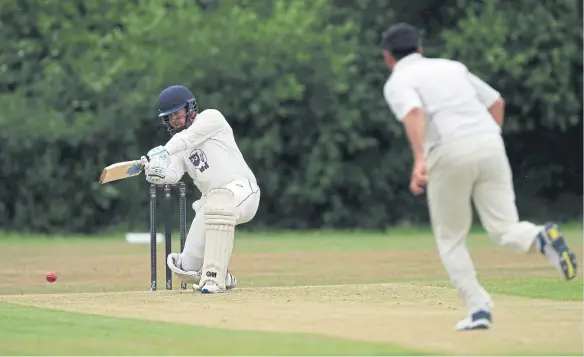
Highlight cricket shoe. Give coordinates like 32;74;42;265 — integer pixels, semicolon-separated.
225;271;237;290
537;223;578;280
455;309;492;331
197;271;237;294
200;281;223;294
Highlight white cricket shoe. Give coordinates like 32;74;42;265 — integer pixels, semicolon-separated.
195;271;237;294
200;280;224;294
455;309;492;331
225;271;237;290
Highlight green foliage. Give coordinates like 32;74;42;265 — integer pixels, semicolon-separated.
0;0;581;233
441;0;582;132
439;0;583;213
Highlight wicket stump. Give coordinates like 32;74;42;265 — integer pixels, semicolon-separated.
149;182;187;291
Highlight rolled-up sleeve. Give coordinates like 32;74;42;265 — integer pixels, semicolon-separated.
467;71;501;108
383;76;423;121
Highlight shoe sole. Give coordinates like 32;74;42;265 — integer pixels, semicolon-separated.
200;281;226;294
544;224;577;280
456;319;491;331
201;287;225;294
199;272;237;293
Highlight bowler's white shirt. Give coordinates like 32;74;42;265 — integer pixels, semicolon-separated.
383;53;502;154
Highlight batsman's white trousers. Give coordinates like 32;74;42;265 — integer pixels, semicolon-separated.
180;178;260;272
426;133;540;313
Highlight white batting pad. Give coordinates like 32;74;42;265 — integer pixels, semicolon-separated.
166;253;201;284
200;188;237;290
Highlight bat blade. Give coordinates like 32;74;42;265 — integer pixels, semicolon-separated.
99;160;144;184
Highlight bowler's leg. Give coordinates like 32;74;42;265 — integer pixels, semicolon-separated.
427;155;494;317
472;141;577;280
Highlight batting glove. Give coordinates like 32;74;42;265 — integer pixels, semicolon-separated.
144;157;169;184
145;145;170;161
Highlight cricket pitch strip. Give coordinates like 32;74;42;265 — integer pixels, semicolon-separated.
1;283;582;355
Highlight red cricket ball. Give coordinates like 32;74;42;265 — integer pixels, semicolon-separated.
45;272;57;283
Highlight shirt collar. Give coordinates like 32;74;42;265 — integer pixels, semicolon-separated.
393;53;423;72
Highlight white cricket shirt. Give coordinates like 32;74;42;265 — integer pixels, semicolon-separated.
163;109;257;195
383;53;502;154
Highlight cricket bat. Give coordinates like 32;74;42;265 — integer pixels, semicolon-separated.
98;160;144;184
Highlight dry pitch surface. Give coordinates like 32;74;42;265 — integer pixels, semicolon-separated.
0;231;582;355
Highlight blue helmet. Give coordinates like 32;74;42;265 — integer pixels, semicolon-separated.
157;85;199;135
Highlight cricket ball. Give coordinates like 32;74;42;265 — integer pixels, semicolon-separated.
45;272;57;283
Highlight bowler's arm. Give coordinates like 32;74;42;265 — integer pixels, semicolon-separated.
383;79;425;161
467;71;505;126
164;110;224;155
487;97;505;127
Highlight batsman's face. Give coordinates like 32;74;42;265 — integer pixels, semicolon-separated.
168;108;187;128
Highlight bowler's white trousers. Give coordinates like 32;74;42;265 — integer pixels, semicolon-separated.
426;133;540;312
180;178;260;272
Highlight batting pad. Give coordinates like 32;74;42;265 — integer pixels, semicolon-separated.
200;188;237;290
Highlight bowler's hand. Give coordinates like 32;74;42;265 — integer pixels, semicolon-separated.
410;159;428;196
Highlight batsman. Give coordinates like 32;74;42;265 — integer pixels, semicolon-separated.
141;85;260;294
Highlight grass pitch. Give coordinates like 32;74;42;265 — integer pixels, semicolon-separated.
0;224;582;355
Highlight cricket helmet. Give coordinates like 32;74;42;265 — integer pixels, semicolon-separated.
157;85;199;135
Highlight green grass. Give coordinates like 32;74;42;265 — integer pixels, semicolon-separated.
0;303;430;356
419;276;583;301
0;225;581;355
2;222;581;252
482;276;584;300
